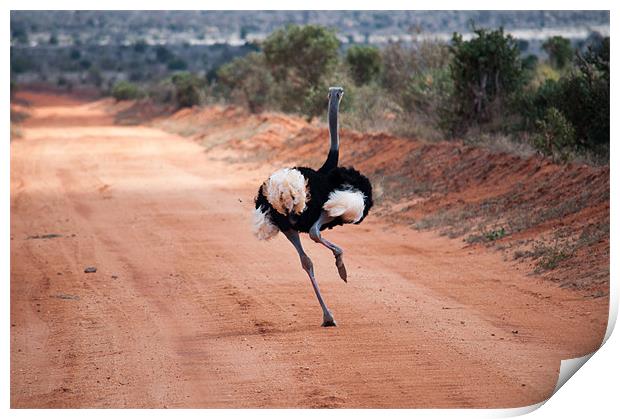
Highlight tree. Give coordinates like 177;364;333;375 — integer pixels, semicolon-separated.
449;27;524;132
380;41;450;92
346;45;381;85
542;36;573;69
217;52;273;113
263;24;339;86
533;107;576;161
521;54;539;71
171;73;203;108
526;37;609;155
262;24;340;117
111;81;142;101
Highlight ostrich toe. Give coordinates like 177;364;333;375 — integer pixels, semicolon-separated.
335;254;347;282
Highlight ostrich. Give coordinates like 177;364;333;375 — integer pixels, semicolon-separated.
252;86;373;327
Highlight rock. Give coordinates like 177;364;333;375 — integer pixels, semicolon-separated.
84;267;97;273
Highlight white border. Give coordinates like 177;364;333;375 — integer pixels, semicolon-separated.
3;2;617;418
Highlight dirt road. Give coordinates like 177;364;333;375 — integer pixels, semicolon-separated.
10;92;608;408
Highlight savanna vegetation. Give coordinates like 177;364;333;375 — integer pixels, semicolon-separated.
12;22;610;163
210;25;609;163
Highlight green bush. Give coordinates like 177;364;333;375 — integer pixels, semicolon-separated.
346;45;381;85
521;54;539;71
542;36;573;69
146;79;176;104
532;107;576;161
381;41;450;92
217;52;273;113
524;39;609;155
262;24;340;117
171;73;203;108
402;67;453;122
448;27;525;134
111;81;143;101
340;83;391;132
263;24;339;86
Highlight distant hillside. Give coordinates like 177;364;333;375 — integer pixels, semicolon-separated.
11;10;609;47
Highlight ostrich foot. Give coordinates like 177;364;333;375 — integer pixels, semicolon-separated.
322;312;337;327
335;254;347;283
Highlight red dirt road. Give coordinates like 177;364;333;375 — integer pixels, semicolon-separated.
11;93;608;408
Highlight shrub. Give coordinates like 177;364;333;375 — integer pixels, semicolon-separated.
217;52;273;113
401;67;453;130
377;40;452;137
532;107;576;161
263;24;339;86
562;64;609;152
380;42;412;92
381;41;450;92
263;24;340;117
111;81;143;101
542;36;573;69
524;40;609;156
340;83;395;132
346;45;381;85
521;54;539;71
146;79;176;104
448;27;525;134
171;73;203;108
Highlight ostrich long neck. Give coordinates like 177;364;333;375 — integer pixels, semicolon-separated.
319;97;340;173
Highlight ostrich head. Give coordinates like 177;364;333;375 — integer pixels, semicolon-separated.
327;87;343;147
328;86;344;106
317;87;345;173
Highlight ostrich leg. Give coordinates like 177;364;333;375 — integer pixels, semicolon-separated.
309;212;347;282
283;229;337;327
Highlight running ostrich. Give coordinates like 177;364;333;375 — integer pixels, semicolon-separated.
252;87;373;327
